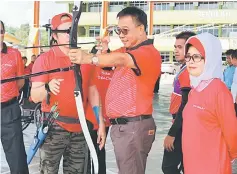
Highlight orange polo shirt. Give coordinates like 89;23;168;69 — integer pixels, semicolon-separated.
105;39;161;118
1;43;24;102
31;46;94;132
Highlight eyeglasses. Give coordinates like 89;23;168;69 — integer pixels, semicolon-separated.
0;30;4;34
114;24;142;36
185;54;204;63
114;27;129;35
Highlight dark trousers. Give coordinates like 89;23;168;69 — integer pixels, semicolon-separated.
22;79;30;99
154;76;161;93
162;130;184;174
1;102;29;174
88;127;110;174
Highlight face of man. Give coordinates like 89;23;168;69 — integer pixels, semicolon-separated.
117;16;144;48
174;39;186;63
31;55;36;62
231;57;237;66
23;59;27;66
0;22;5;44
226;55;232;65
53;16;72;48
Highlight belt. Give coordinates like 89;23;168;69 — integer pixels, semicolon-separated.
110;115;152;125
1;97;17;109
43;112;80;124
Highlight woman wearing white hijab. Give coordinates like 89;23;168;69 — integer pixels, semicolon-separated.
182;33;237;174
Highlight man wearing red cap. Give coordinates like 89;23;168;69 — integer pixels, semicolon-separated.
31;13;106;174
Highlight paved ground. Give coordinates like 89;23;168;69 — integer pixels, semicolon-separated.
1;74;237;173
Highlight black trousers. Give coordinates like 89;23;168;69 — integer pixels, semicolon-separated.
1;102;29;174
87;127;110;174
162;130;184;174
154;76;161;93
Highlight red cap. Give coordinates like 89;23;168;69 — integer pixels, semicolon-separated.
51;13;72;30
186;37;205;58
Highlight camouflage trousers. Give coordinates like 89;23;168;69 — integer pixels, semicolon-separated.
39;123;88;174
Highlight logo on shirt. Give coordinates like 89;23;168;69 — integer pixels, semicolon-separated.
193;105;205;110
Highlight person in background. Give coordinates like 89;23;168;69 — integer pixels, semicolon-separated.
0;20;29;174
230;49;237;115
21;56;30;98
182;33;237;174
153;75;161;94
223;49;235;90
26;54;37;73
162;31;195;174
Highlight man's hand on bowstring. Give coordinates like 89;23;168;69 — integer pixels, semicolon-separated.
48;79;64;95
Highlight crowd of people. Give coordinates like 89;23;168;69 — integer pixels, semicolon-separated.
1;5;237;174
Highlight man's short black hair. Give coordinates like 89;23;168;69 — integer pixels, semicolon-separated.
22;56;27;60
0;20;5;32
176;31;196;41
117;7;147;31
231;49;237;59
226;49;234;56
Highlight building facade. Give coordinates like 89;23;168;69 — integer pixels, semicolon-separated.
65;1;237;62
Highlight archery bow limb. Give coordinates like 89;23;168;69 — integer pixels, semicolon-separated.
69;1;99;174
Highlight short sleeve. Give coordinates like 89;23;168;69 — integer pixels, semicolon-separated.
179;68;190;88
127;46;161;77
16;50;24;76
31;54;49;82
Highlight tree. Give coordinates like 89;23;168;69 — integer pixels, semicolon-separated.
5;23;49;46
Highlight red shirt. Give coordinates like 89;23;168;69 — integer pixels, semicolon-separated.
1;43;24;102
92;67;114;127
182;79;237;174
27;62;34;73
31;47;93;132
105;39;162;118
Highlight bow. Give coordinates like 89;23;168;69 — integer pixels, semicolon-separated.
70;1;99;174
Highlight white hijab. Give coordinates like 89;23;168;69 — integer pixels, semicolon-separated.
185;33;223;89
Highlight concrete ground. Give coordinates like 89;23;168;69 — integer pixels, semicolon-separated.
1;74;237;174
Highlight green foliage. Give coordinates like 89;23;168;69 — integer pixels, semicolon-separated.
5;24;49;46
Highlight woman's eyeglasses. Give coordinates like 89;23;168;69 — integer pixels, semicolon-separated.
185;54;204;63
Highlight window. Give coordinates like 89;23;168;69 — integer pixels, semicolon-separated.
222;1;237;9
130;1;148;11
173;25;194;32
154;3;170;11
196;25;219;37
160;52;170;62
109;2;127;12
222;24;237;37
174;2;194;10
153;25;171;34
198;2;219;9
89;26;100;37
88;2;102;12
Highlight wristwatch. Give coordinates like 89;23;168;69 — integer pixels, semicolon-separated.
91;55;99;66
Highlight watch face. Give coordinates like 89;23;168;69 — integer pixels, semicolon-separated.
92;56;98;64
